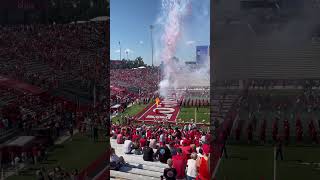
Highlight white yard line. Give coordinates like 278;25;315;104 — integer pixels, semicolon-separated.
274;146;277;180
175;107;181;123
137;103;156;120
195;108;197;124
213;156;222;178
213;114;240;178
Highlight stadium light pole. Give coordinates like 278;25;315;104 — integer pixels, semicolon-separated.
150;25;154;67
119;41;121;61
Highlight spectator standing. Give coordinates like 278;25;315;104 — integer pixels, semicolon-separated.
186;153;198;180
172;148;187;180
196;150;209;180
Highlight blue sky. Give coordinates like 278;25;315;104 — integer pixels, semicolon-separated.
110;0;210;65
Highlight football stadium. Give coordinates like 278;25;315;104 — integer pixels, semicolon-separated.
0;0;109;180
1;0;320;180
212;0;320;180
109;0;211;179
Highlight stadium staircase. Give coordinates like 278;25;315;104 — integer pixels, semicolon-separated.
109;138;166;180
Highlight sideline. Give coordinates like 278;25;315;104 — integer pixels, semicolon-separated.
274;146;277;180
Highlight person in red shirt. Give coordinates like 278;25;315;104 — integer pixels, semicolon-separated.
272;120;278;142
180;139;191;160
194;136;200;147
132;132;140;142
32;146;38;164
139;135;147;148
172;148;187;180
146;129;152;140
196;150;210;180
296;127;302;142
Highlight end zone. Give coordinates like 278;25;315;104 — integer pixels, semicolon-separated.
136;96;181;123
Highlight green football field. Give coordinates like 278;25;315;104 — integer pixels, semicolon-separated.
112;103;150;124
177;107;210;124
8;135;108;180
216;145;320;180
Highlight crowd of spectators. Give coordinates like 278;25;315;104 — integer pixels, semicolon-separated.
0;87;109;170
35;166;79;180
0;21;107;91
110;123;212;180
110;67;159;114
110;68;159;97
248;79;320;90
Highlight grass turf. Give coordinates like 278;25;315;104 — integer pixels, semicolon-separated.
277;146;320;180
177;107;209;124
216;145;320;180
196;107;210;124
216;145;274;180
178;107;195;121
8;135;108;180
111;103;149;124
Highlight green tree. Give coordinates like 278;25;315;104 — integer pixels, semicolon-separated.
135;56;145;67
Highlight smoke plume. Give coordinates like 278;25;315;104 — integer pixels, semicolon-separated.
155;0;210;98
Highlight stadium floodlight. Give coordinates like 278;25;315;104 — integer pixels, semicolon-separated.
118;41;121;61
150;25;154;67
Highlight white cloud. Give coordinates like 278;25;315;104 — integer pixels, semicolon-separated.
186;40;196;45
139;40;144;44
114;49;120;53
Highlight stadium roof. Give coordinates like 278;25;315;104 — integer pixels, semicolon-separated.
72;16;109;24
90;16;110;22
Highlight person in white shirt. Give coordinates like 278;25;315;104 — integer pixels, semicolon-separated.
186;153;198;180
110;148;125;170
149;137;157;149
197;148;204;158
123;137;133;154
200;134;206;145
159;131;165;146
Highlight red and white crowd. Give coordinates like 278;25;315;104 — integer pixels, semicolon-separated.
110;124;213;180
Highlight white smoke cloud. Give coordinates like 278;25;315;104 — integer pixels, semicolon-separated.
155;0;210;99
186;40;196;45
